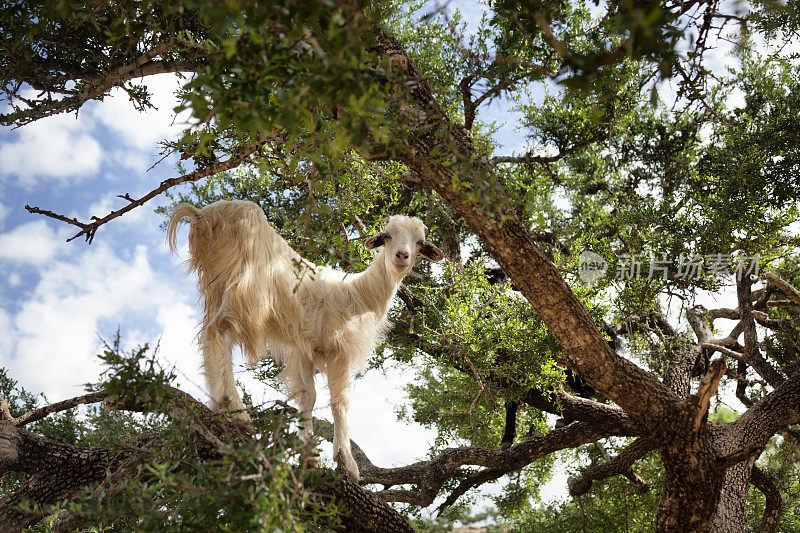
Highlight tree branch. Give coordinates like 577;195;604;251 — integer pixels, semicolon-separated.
765;273;800;307
364;421;617;506
3;391;109;427
733;369;800;458
435;466;506;516
393;331;641;436
0;388;412;533
567;437;656;496
738;275;784;388
3;45;206;128
751;466;783;533
367;28;682;434
689;358;726;434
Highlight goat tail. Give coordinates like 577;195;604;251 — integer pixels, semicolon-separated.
166;203;209;253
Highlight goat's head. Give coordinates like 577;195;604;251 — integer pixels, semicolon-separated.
365;215;444;274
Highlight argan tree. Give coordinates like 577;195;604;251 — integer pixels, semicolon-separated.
2;0;799;531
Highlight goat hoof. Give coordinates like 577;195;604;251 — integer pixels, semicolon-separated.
335;451;361;483
234;419;255;433
229;411;254;433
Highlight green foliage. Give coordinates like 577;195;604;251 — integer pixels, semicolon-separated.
396;261;563;447
514;447;662;532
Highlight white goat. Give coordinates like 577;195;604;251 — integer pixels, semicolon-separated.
167;200;444;480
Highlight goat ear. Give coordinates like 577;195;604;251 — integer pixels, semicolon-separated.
365;231;390;250
420;241;445;262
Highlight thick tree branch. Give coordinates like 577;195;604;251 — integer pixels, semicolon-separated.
733;369;800;457
0;389;412;533
738;276;784;388
715;441;765;468
567;437;656;496
765;273;800;308
363;422;617;506
690;357;726;434
0;421;121;532
751;466;782;533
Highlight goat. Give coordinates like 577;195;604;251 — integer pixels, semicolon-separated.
167;200;444;480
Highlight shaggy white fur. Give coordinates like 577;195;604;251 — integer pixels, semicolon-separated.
167;200;444;480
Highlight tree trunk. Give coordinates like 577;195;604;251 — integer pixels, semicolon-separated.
709;423;761;532
711;460;754;533
655;430;726;532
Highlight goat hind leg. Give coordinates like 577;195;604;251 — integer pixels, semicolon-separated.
287;353;318;467
201;326;250;425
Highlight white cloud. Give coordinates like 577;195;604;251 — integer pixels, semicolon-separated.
88;74;188;151
0;75;186;190
0;220;69;265
3;243;188;399
150;301;205;397
0;308;13;360
0;202;8;229
0;112;103;187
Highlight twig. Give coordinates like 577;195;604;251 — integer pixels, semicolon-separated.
27;138;266;243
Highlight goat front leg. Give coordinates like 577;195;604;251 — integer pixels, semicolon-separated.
326;364;359;482
201;326;250;426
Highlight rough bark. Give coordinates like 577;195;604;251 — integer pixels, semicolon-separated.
567;437;655;496
0;422;118;531
363;421;616;506
708;423;758;533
